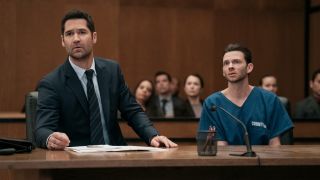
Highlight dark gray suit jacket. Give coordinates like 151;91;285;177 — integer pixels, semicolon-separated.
295;95;320;119
35;58;158;148
146;95;193;118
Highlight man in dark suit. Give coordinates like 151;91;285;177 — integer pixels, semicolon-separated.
146;71;193;118
295;69;320;119
35;9;177;150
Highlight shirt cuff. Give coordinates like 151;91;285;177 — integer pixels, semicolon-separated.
46;133;54;148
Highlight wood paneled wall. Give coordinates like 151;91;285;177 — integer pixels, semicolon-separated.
0;0;314;115
310;11;320;81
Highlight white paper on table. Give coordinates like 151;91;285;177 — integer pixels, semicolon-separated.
65;145;168;153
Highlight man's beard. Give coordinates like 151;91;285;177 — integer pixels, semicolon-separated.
69;49;91;61
225;73;247;83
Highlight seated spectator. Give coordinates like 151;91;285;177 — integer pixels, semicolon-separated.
134;80;154;111
170;77;180;97
184;74;204;118
259;74;291;114
146;71;193;118
295;69;320;119
259;74;293;144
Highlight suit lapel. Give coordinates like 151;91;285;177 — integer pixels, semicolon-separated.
63;60;89;115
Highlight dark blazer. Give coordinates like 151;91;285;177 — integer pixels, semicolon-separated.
185;99;204;118
295;95;320;119
35;58;158;148
146;95;193;118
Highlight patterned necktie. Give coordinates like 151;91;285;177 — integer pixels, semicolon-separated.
161;99;168;116
85;69;105;145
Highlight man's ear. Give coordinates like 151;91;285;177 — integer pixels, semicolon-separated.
61;35;65;47
247;63;254;74
310;80;313;89
92;32;97;44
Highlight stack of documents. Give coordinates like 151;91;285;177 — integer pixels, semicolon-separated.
65;145;167;153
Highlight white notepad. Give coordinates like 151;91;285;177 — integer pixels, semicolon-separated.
65;145;168;153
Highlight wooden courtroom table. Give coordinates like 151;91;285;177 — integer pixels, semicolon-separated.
0;145;319;180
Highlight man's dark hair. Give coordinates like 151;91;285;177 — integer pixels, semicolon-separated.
61;9;95;35
259;74;276;86
224;43;252;64
154;71;172;82
184;74;204;88
311;68;320;82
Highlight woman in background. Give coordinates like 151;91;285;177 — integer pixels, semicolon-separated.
259;74;293;145
184;74;204;118
134;80;154;111
259;74;291;114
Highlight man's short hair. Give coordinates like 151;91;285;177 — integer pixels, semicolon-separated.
61;9;95;35
154;71;172;82
311;68;320;82
224;43;252;64
259;74;276;86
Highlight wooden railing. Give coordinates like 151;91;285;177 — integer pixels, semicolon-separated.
0;112;319;144
119;118;198;140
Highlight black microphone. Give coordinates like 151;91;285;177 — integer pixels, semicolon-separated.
211;105;256;157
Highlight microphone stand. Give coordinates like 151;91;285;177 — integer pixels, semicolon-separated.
212;105;256;157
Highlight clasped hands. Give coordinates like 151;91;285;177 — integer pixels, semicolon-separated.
47;132;177;150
